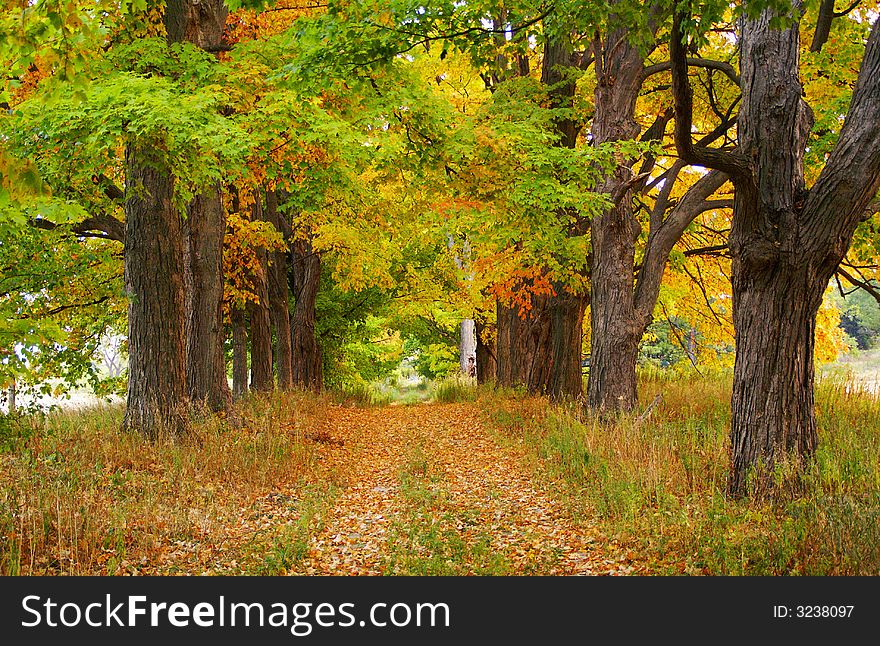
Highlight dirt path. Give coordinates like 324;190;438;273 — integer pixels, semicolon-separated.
294;403;634;575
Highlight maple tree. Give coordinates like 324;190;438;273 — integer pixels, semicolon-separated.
671;0;880;494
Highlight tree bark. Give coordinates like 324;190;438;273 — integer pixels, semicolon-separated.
231;307;248;399
248;199;274;392
184;187;233;412
290;238;323;390
475;318;496;383
494;302;516;386
165;0;227;49
265;190;293;389
729;267;824;494
123;144;188;438
728;6;824;494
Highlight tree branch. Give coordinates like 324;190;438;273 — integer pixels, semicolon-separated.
670;10;749;177
804;17;880;258
30;214;125;243
642;56;740;86
92;174;125;202
634;169;730;321
683;243;729;257
837;266;880;306
37;296;111;317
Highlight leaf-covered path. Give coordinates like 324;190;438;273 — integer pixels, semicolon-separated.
293;403;635;575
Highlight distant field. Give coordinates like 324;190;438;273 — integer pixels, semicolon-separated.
824;348;880;394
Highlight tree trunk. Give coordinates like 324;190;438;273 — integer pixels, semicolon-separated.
248;296;273;391
586;26;645;412
248;198;274;392
493;38;586;399
459;319;476;377
549;289;588;400
290;238;323;390
166;0;232;414
537;39;586;401
727;8;821;495
265;190;293;389
123;144;188;438
494;302;516;386
184;187;233;412
6;380;15;414
587;196;641;411
122;0;230;435
231;307;248;399
495;297;552;392
496;289;587;398
729;266;823;494
475;318;496;383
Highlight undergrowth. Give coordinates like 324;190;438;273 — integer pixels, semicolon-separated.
3;371;876;576
481;372;880;575
0;391;323;575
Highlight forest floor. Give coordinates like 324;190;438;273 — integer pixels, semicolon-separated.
289;404;635;575
112;402;640;576
5;376;877;576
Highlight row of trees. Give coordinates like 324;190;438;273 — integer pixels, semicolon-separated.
2;0;879;495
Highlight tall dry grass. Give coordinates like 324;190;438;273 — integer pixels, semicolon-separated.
0;391;325;575
483;371;880;575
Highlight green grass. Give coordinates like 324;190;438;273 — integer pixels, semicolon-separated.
482;372;880;575
380;442;515;575
432;375;478;403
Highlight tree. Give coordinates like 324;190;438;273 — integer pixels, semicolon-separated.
290;234;323;389
671;1;880;494
175;0;236;415
126;0;238;435
575;2;742;412
265;189;294;389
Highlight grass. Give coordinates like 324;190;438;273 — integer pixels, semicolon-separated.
480;370;880;575
380;441;515;575
0;390;326;575
3;369;877;576
330;381;392;407
432;375;478;403
332;373;479;407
